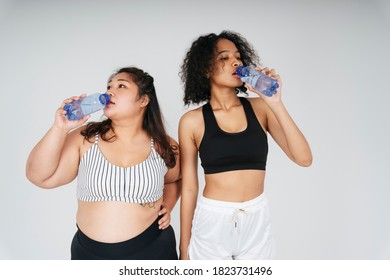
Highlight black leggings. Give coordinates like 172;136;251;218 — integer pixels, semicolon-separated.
71;217;178;260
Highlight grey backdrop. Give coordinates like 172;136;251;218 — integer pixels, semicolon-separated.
1;0;389;259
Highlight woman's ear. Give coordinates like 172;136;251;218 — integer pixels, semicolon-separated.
140;95;150;108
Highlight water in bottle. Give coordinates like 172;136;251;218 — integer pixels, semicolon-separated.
236;65;279;97
64;93;110;120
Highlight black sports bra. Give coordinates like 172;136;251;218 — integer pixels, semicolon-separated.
199;97;268;174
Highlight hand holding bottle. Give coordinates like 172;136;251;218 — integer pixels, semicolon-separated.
63;93;110;120
237;65;281;99
54;94;91;131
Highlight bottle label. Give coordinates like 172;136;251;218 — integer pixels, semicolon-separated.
241;75;260;88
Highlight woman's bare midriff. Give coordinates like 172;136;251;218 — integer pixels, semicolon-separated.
203;169;265;202
76;197;163;243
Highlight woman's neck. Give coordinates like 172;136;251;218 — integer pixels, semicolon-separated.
109;120;147;141
209;93;241;111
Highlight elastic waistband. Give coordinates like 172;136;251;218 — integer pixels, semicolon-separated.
75;216;162;259
198;193;267;212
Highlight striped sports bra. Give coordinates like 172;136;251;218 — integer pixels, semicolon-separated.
76;134;168;203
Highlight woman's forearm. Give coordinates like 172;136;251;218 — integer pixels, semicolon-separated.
179;187;198;259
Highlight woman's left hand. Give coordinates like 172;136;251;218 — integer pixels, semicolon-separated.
158;203;171;230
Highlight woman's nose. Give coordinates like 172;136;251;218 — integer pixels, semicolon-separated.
233;59;241;67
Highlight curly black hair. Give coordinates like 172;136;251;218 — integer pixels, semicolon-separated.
180;30;260;105
81;67;178;168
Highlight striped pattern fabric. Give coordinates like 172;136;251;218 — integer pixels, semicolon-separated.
76;135;167;203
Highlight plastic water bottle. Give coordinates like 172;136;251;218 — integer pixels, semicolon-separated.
63;93;110;120
236;65;279;97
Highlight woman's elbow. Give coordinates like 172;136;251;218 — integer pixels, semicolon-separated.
25;171;58;189
25;176;48;189
25;169;41;187
295;155;313;167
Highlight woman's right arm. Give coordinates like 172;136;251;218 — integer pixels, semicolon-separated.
178;111;200;260
25;96;89;189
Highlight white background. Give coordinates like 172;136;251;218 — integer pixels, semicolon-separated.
0;0;389;260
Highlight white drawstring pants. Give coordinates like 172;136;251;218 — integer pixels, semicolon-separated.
188;193;276;260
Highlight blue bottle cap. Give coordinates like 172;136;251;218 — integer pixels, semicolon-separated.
236;66;245;76
99;93;110;105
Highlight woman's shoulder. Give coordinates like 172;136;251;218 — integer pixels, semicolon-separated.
246;96;270;112
179;105;204;123
179;107;204;132
67;125;88;139
67;124;95;148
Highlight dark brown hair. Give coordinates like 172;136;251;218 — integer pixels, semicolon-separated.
180;30;260;105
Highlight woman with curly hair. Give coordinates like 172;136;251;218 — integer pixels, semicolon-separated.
26;66;181;260
179;31;312;260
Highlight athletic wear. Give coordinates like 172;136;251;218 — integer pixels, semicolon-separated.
199;97;268;174
188;194;275;260
77;135;167;203
71;217;178;260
